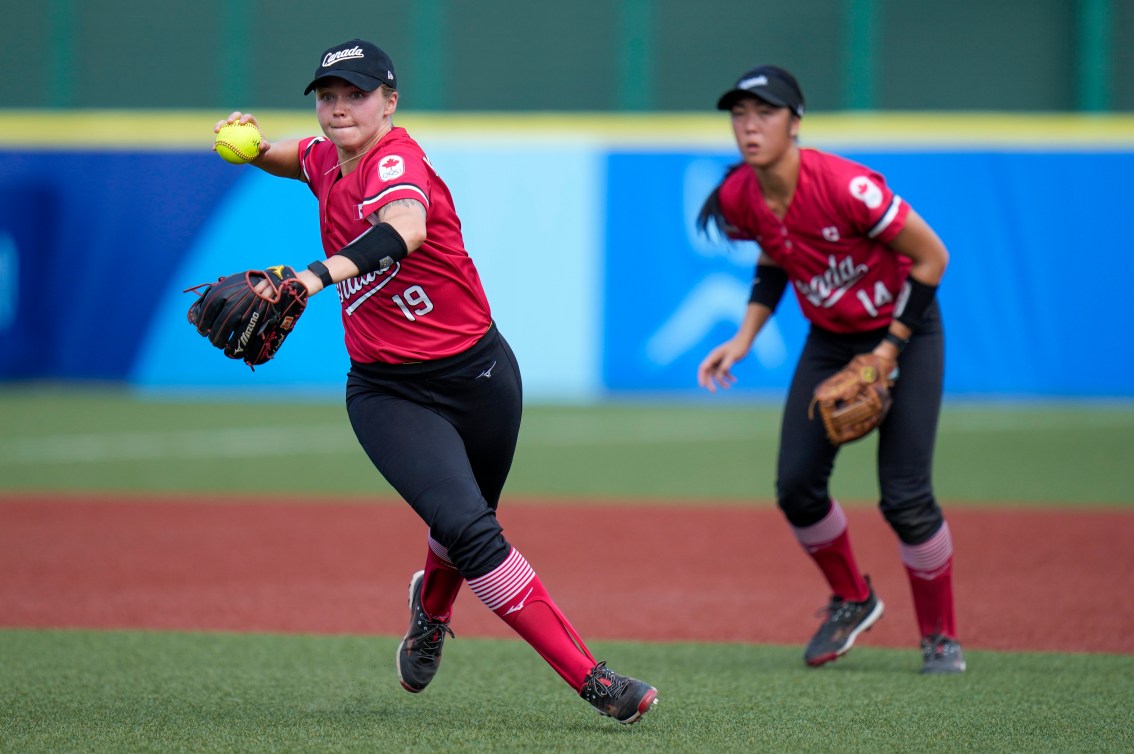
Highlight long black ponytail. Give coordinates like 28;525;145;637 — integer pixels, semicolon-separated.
696;162;746;237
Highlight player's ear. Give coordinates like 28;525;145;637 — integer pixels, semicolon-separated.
384;88;399;115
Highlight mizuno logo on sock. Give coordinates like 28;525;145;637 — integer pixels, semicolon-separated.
503;586;534;616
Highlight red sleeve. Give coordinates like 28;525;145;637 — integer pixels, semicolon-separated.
297;136;331;193
829;161;909;243
356;148;431;221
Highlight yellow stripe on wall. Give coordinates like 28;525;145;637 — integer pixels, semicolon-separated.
1;110;1133;150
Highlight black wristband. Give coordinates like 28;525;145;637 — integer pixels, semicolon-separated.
748;264;789;311
307;260;334;288
894;276;938;331
882;332;910;353
336;222;408;274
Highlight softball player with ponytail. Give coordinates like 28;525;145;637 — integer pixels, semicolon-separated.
697;65;964;673
213;38;657;722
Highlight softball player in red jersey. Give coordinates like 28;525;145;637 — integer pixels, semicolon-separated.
697;65;964;674
213;39;657;722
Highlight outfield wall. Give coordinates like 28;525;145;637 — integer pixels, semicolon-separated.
1;113;1132;400
5;1;1132;112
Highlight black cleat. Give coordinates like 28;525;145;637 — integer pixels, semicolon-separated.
579;662;658;724
804;580;884;667
920;634;966;674
396;570;455;693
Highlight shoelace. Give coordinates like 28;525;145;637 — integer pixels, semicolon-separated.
923;636;958;658
412;613;455;658
817;598;858;625
583;662;629;699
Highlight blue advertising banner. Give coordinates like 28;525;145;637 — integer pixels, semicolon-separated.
603;152;809;396
3;142;1132;399
0;151;240;380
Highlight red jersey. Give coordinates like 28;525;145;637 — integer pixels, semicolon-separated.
299;127;492;363
718;148;912;333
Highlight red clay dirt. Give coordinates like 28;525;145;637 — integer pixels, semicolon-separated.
2;495;1131;655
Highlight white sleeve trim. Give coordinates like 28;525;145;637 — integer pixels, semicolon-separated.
867;195;903;238
357;184;429;220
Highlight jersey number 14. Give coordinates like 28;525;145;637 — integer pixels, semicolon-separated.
856;281;894;317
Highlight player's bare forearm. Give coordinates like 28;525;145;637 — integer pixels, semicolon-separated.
295;254;362;296
889;209;949;285
296;201;427;296
875;208;949;358
251;138;303;180
737;302;772;345
375;198;427;251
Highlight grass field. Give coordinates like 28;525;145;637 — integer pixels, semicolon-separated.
1;386;1131;505
2;632;1132;754
2;387;1133;753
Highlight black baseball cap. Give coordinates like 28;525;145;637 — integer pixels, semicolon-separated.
304;39;397;95
716;65;805;117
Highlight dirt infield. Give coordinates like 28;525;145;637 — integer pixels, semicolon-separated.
2;496;1131;654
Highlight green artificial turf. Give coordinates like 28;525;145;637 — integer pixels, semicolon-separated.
1;387;1131;506
1;630;1131;754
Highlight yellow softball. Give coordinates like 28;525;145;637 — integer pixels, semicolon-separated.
214;122;262;164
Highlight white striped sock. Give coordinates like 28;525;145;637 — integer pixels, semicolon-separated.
792;500;849;552
900;521;953;579
427;535;455;566
468;548;535;612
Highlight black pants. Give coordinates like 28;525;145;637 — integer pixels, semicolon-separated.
776;304;945;545
345;324;522;578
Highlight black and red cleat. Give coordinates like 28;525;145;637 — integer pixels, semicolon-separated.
804;578;884;667
579;662;658;724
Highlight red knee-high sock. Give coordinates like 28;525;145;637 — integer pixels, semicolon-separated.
791;500;870;602
900;521;958;639
468;547;596;690
420;536;464;622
